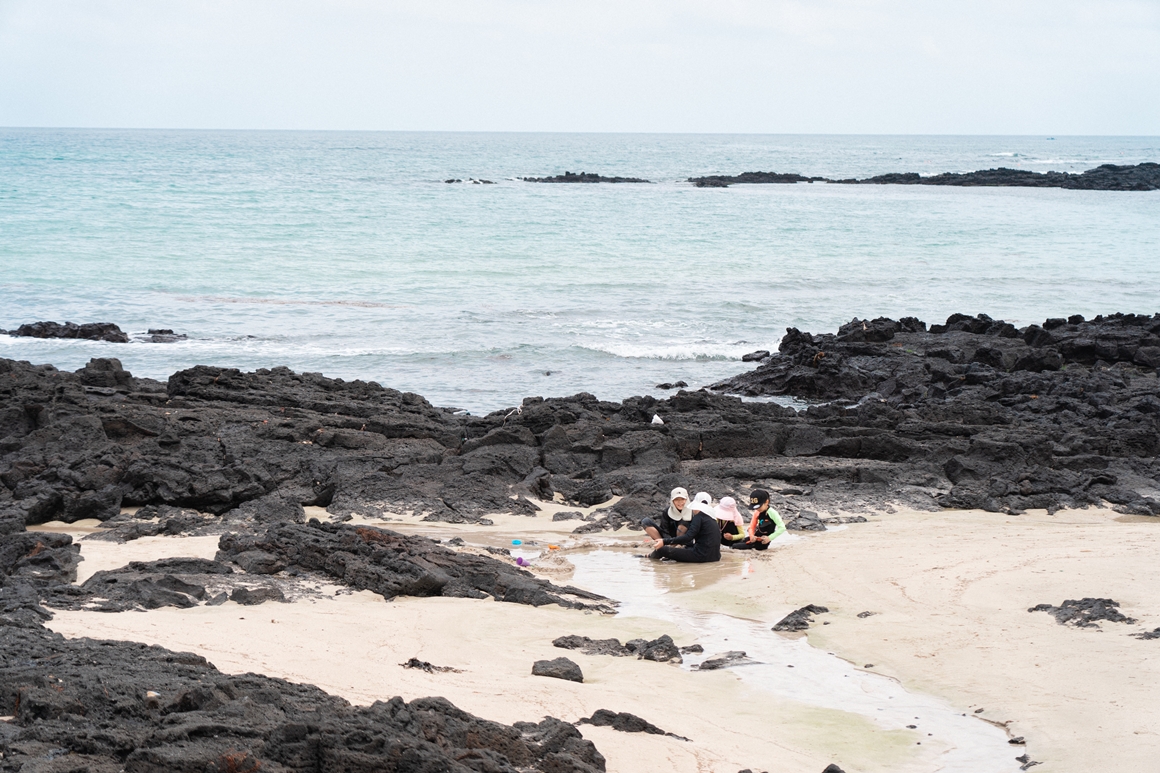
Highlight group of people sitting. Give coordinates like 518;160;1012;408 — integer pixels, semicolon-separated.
641;487;787;563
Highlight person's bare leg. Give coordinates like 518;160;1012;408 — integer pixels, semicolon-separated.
676;524;688;537
644;525;661;540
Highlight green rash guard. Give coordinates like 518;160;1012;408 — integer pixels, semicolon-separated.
748;507;787;542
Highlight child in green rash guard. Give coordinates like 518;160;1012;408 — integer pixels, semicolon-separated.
734;488;786;551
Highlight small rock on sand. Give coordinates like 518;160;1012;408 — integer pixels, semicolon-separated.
230;586;286;605
697;651;753;670
1028;598;1136;628
532;657;583;683
773;604;830;632
578;709;665;735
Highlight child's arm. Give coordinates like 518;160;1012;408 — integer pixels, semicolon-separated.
747;511;760;541
766;509;787;542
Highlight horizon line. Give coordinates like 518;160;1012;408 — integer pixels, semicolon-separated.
2;126;1158;139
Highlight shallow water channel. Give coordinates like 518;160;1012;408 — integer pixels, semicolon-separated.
558;548;1022;773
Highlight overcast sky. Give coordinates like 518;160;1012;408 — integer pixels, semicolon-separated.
1;0;1157;134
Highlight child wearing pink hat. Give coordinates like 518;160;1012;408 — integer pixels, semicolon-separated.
713;496;748;547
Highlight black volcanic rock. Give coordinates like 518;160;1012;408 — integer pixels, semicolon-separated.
846;163;1160;191
689;163;1160;191
522;171;651;184
773;604;830;632
0;623;607;772
2;311;1159;539
216;520;613;610
76;356;135;389
532;657;584;682
553;633;683;663
696;651;754;670
0;521;612;771
10;321;130;343
1028;598;1136;628
230;584;286;605
688;172;826;187
0;531;80;587
712;312;1160;515
145;328;188;342
577;709;680;738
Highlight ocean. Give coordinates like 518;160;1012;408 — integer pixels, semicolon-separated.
1;129;1158;414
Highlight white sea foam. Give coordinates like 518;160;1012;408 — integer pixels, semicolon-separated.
574;342;750;361
167;295;402;309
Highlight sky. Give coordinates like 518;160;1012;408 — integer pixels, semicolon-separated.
0;0;1158;134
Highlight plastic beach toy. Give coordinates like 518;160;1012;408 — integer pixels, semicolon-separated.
516;556;529;566
511;539;522;546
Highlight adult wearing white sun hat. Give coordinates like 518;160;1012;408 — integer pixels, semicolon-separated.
641;486;691;542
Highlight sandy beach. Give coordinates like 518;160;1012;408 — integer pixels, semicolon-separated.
39;502;1159;773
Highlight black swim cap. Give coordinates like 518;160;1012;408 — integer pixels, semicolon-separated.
750;489;770;506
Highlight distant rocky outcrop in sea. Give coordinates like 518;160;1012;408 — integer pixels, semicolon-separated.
691;172;827;187
6;321;130;343
5;321;188;344
521;171;651;184
688;162;1160;190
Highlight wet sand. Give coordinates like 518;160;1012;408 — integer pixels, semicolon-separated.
41;505;1160;772
676;508;1160;773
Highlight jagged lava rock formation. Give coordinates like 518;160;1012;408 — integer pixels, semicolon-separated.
0;503;609;770
714;312;1160;515
3;310;1160;539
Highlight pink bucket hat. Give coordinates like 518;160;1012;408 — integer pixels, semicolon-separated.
713;496;744;526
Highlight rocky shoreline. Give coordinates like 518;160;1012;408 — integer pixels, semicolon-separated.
2;311;1158;770
4;311;1157;535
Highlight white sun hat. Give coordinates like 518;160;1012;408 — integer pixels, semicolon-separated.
690;491;714;514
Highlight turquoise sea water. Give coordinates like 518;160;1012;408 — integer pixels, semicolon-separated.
1;130;1158;413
